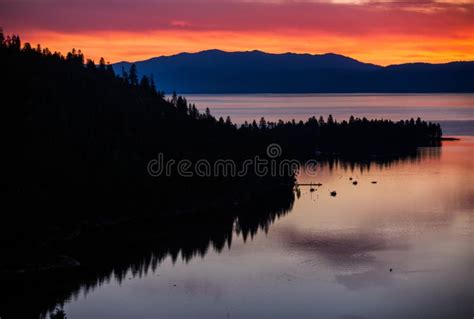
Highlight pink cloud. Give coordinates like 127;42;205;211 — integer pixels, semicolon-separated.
1;0;472;64
1;0;472;37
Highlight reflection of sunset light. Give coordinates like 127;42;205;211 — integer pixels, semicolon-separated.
295;138;474;230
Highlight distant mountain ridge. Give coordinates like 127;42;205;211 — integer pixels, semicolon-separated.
113;50;474;93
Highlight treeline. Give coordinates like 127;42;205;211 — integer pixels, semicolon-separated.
0;31;296;266
241;114;442;156
1;31;443;213
0;31;442;258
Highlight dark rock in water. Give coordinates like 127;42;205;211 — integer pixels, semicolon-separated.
372;181;377;184
330;191;337;197
353;181;358;185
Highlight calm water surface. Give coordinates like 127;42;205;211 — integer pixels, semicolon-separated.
187;94;474;135
63;138;474;318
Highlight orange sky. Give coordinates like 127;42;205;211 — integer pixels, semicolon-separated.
1;0;473;65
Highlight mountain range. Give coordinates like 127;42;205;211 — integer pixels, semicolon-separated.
113;50;474;93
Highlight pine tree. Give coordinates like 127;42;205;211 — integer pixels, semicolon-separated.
140;75;150;90
149;75;156;93
177;96;188;114
99;57;106;71
86;59;96;70
129;64;138;86
106;63;115;76
171;91;178;106
327;114;334;125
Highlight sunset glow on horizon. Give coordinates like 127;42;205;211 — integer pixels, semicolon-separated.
1;0;473;65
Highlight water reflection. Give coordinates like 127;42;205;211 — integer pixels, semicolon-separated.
279;230;411;266
0;186;296;319
272;139;473;318
314;145;441;173
2;141;473;319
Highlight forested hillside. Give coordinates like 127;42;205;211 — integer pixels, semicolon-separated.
0;32;442;271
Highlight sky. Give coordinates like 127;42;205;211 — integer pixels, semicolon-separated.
1;0;473;65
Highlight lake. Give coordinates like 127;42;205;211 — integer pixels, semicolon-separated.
60;143;473;317
187;93;474;136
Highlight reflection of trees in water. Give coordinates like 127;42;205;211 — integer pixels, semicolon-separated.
0;186;295;319
312;146;441;173
1;149;438;319
1;149;439;319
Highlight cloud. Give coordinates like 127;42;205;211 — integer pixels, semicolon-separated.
1;0;472;35
1;0;472;64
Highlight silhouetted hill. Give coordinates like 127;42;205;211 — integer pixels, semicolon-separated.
114;50;474;93
0;31;448;319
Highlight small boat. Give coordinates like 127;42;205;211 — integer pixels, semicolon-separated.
330;191;337;197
